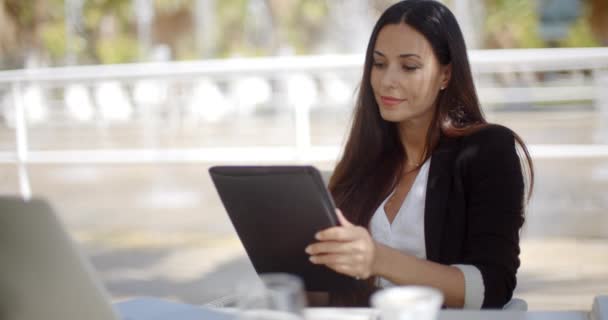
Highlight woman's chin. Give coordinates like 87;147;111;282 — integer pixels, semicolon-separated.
379;111;406;123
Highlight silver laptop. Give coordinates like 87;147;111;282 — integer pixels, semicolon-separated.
0;196;119;320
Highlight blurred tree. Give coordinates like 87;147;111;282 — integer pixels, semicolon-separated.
559;5;601;48
0;1;19;67
1;0;605;70
483;0;544;48
1;0;45;68
589;0;608;45
280;0;329;54
40;0;72;63
83;0;139;64
214;0;248;57
152;0;195;60
482;0;600;49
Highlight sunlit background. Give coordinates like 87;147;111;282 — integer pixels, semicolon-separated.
1;0;607;311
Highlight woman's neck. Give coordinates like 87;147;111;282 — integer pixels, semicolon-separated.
398;118;437;167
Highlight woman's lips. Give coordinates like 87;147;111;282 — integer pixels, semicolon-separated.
380;96;406;106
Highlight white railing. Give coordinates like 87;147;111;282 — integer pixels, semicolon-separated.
1;47;607;82
1;48;608;198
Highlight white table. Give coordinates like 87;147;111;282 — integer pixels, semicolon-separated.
114;295;608;320
439;311;587;320
305;308;589;320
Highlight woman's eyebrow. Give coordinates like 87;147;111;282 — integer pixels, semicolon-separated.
373;50;421;59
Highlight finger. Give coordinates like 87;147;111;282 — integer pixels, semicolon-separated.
309;253;352;266
315;226;358;242
336;209;353;227
310;253;366;267
306;241;352;255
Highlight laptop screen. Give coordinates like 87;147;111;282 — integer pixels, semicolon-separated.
0;196;119;320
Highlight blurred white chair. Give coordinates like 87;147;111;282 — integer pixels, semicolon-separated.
95;81;133;122
65;84;95;122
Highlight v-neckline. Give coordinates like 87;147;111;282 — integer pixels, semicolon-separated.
382;168;422;227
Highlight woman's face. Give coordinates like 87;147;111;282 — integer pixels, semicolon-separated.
370;23;450;126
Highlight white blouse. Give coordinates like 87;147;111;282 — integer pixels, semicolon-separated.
369;158;486;309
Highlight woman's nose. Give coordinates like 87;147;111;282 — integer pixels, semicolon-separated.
381;67;399;89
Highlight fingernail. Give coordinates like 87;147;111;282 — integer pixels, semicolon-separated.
309;256;317;263
315;233;321;240
305;246;311;254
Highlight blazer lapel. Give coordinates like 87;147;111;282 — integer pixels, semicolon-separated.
424;135;459;262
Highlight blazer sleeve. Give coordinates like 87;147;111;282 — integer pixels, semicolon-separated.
459;125;525;308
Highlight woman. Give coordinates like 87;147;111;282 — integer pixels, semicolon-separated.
305;0;533;309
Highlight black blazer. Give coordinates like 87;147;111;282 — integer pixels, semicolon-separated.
425;124;525;308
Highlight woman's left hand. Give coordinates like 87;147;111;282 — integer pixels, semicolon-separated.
305;209;377;280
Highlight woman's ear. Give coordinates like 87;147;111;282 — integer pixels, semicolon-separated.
441;63;452;89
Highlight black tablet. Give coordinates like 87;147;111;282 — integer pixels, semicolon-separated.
209;165;356;291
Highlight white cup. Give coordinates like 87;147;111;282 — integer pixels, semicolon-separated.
370;286;443;320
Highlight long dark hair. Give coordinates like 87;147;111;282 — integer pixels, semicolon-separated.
327;0;534;306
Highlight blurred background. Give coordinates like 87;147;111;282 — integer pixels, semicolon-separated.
1;0;607;311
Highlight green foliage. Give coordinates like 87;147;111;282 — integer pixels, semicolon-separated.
2;0;605;69
484;0;544;48
83;0;131;30
213;0;328;57
298;0;328;22
559;9;601;47
96;35;139;64
483;0;601;48
215;0;247;57
4;0;36;26
285;0;328;54
40;21;67;59
154;0;191;13
84;4;104;29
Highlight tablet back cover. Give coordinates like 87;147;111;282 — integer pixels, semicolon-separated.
209;166;355;291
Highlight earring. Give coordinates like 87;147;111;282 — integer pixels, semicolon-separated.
440;86;446;90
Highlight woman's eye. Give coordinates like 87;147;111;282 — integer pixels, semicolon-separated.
403;65;418;71
372;61;385;68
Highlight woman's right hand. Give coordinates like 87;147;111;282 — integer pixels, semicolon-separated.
305;209;378;280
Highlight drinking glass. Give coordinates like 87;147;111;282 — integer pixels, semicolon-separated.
237;273;307;320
